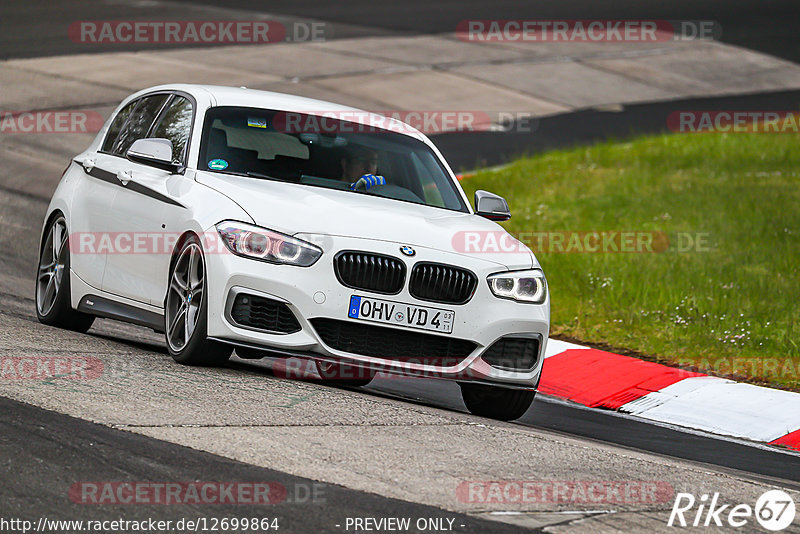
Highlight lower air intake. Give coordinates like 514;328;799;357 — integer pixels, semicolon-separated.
481;337;540;371
310;318;475;366
229;293;301;334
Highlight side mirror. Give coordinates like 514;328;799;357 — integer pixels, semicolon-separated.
126;138;181;173
474;190;511;221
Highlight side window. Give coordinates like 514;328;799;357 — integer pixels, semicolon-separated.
150;96;193;164
112;94;170;157
101;99;138;153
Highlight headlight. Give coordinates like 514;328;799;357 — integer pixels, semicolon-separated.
487;269;547;304
216;221;322;267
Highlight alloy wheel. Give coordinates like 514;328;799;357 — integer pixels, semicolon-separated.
165;243;205;351
36;217;68;316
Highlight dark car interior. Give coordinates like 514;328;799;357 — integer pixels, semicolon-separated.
198;107;468;211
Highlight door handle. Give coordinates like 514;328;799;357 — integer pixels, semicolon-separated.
81;158;96;172
116;170;132;186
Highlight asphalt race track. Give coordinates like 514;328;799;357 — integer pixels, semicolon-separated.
2;1;800;532
434;89;800;169
3;0;800;172
2;0;799;62
0;397;524;533
0;159;798;482
1;175;799;530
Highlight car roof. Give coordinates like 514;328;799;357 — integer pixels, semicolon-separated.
134;84;426;141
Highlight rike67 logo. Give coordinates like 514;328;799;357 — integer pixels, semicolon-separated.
668;490;796;531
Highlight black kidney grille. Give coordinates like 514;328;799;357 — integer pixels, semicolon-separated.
482;337;540;371
230;293;301;334
334;252;406;294
409;263;478;304
310;318;476;366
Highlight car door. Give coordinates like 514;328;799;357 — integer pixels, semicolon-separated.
69;97;143;291
101;94;194;306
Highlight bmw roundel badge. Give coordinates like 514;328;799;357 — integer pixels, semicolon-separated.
400;245;415;257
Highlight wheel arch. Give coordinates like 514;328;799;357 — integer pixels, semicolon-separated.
164;230;203;307
168;230;203;265
38;209;66;256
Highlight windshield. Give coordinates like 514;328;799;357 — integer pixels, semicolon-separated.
198;106;468;212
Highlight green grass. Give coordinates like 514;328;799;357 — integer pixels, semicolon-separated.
460;132;800;390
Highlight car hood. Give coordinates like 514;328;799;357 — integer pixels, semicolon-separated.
196;172;536;270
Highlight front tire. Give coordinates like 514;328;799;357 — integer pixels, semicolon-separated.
165;235;231;366
35;214;94;333
459;383;535;421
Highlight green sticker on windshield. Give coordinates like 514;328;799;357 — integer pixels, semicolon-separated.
208;159;228;170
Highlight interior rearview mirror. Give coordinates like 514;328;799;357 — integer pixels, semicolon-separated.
126;138;181;173
474;190;511;221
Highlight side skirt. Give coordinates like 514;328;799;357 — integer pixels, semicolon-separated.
77;294;164;333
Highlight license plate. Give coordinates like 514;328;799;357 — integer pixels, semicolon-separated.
347;295;454;334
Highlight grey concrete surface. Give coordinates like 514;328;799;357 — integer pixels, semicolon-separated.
1;397;530;534
451;61;674;108
1;179;799;532
132;422;799;515
160;43;402;81
3;33;800;134
3;25;800;533
3;0;799;65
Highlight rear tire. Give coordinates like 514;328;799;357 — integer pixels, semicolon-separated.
459;383;535;421
165;235;231;366
35;214;94;333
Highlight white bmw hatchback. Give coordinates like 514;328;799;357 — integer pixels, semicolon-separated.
37;84;549;420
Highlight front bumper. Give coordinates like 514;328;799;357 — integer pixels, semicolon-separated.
204;235;550;388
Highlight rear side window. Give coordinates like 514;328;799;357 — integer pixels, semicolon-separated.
150;96;193;164
101;99;138;153
111;94;170;156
